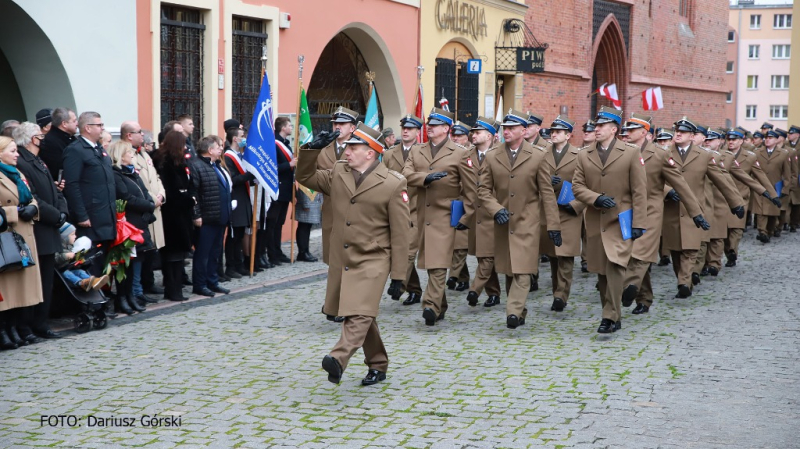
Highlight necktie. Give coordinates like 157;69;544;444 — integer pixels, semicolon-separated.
479;152;485;163
336;146;344;158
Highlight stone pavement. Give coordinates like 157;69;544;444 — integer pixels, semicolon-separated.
0;230;798;448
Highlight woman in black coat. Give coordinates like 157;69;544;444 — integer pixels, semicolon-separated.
109;141;155;315
153;130;196;301
222;129;255;277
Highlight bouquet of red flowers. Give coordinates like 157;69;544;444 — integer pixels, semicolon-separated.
104;200;144;282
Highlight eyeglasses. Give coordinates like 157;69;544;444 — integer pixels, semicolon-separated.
33;134;45;140
131;130;143;134
87;123;104;128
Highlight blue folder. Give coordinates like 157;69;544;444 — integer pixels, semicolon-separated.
775;180;784;197
450;200;465;227
618;209;645;241
557;181;575;205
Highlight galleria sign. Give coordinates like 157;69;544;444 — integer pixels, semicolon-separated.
435;0;488;40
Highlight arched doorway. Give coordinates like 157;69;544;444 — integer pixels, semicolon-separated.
0;0;75;120
591;16;627;118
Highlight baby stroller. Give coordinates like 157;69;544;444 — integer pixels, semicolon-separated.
54;248;110;333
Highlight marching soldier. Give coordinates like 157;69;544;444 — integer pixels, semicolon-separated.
446;121;472;292
752;129;792;242
477;109;561;329
524;112;547;149
579;120;597;272
539;116;585;313
402;108;477;326
466;117;502;308
788;125;800;231
316;106;359;322
722;128;779;267
296;123;410;387
572;106;647;333
661;118;744;299
775;128;797;234
619;113;706;315
654;128;674;150
382;114;424;306
688;123;715;286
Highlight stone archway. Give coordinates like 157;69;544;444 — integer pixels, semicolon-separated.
0;0;75;120
590;15;627;117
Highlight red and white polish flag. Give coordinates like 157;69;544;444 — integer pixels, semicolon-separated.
642;87;663;111
598;83;622;110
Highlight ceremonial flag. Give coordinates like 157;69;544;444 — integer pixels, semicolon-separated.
642;87;664;111
495;95;504;143
298;88;313;146
414;82;427;143
365;83;380;130
243;71;279;199
598;83;622;110
439;95;450;112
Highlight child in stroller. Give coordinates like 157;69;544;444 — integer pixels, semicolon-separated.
56;223;109;292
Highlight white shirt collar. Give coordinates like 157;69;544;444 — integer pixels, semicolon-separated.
82;136;98;148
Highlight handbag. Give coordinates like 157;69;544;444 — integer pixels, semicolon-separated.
0;227;36;273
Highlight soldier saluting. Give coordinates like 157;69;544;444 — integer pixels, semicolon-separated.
296;123;410;387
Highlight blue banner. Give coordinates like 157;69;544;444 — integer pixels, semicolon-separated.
365;85;380;130
243;72;279;199
557;181;575;205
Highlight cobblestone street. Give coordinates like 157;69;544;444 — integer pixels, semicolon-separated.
0;231;797;448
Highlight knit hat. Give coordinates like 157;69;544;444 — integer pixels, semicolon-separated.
36;108;53;128
59;222;76;244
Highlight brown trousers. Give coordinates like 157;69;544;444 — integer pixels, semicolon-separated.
505;273;531;319
757;214;778;235
671;250;699;287
470;257;500;296
329;315;389;373
623;257;653;306
705;238;724;271
549;256;575;302
725;228;744;256
597;261;626;322
693;241;708;274
404;254;422;294
422;268;449;315
449;249;470;282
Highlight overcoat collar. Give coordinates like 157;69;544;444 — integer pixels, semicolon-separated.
337;161;388;197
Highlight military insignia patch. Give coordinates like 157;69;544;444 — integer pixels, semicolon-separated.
720;161;725;168
734;159;740;167
711;157;716;165
467;158;473;168
756;161;760;167
401;191;409;203
668;157;675;166
102;152;107;157
640;157;645;166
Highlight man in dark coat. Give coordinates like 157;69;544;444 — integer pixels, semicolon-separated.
14;122;69;339
62;112;117;248
265;116;295;265
40;107;77;181
223;127;255;277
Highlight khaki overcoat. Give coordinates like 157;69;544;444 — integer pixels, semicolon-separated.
572;139;647;272
632;142;702;263
478;141;560;275
723;149;774;229
467;145;498;258
708;150;744;239
662;144;743;251
0;172;43;312
316;141;346;264
402;138;477;269
133;149;166;249
751;146;791;216
539;143;586;258
297;150;409;318
383;143;420;255
785;146;800;205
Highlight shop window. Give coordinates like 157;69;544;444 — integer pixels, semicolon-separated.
161;5;205;141
232;17;268;130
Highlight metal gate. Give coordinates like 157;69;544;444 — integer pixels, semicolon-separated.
457;62;479;126
232;17;267;131
161;6;204;142
434;58;456;113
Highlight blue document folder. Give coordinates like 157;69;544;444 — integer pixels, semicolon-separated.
450;200;465;227
557;181;575;205
775;180;784;197
618;209;640;241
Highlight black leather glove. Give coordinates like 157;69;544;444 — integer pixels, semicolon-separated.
730;205;745;219
559;203;577;215
56;212;68;228
18;204;37;222
666;189;680;202
387;279;405;300
455;222;468;231
693;215;711;230
594;195;616;209
306;130;339;150
771;197;782;208
244;172;256;182
494;208;510;225
551;175;562;186
424;172;448;185
631;228;645;240
548;230;562;247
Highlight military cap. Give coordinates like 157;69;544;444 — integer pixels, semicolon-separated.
36;108;53;128
727;128;745;139
501;109;529;127
583;120;596;132
400;114;423;129
471;116;499;135
705;128;723;140
622;113;652;132
788;125;800;135
539;128;551;139
344;122;385;153
694;122;709;136
549;115;575;133
331;106;359;123
655;128;674;140
526;112;544;126
765;129;780;138
427;107;455;126
760;122;774;130
595;106;622;126
775;128;788;138
674;117;697;133
618;127;629;137
753;131;764;139
451;121;470;135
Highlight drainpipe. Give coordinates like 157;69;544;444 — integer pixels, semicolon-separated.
737;5;742;124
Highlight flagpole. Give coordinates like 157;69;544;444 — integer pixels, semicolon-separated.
249;46;267;276
290;55;304;264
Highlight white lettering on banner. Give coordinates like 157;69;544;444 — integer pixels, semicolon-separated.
435;0;488;40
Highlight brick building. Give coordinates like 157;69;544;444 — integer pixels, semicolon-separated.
521;0;729;142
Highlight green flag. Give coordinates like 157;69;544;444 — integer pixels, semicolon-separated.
299;88;313;146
